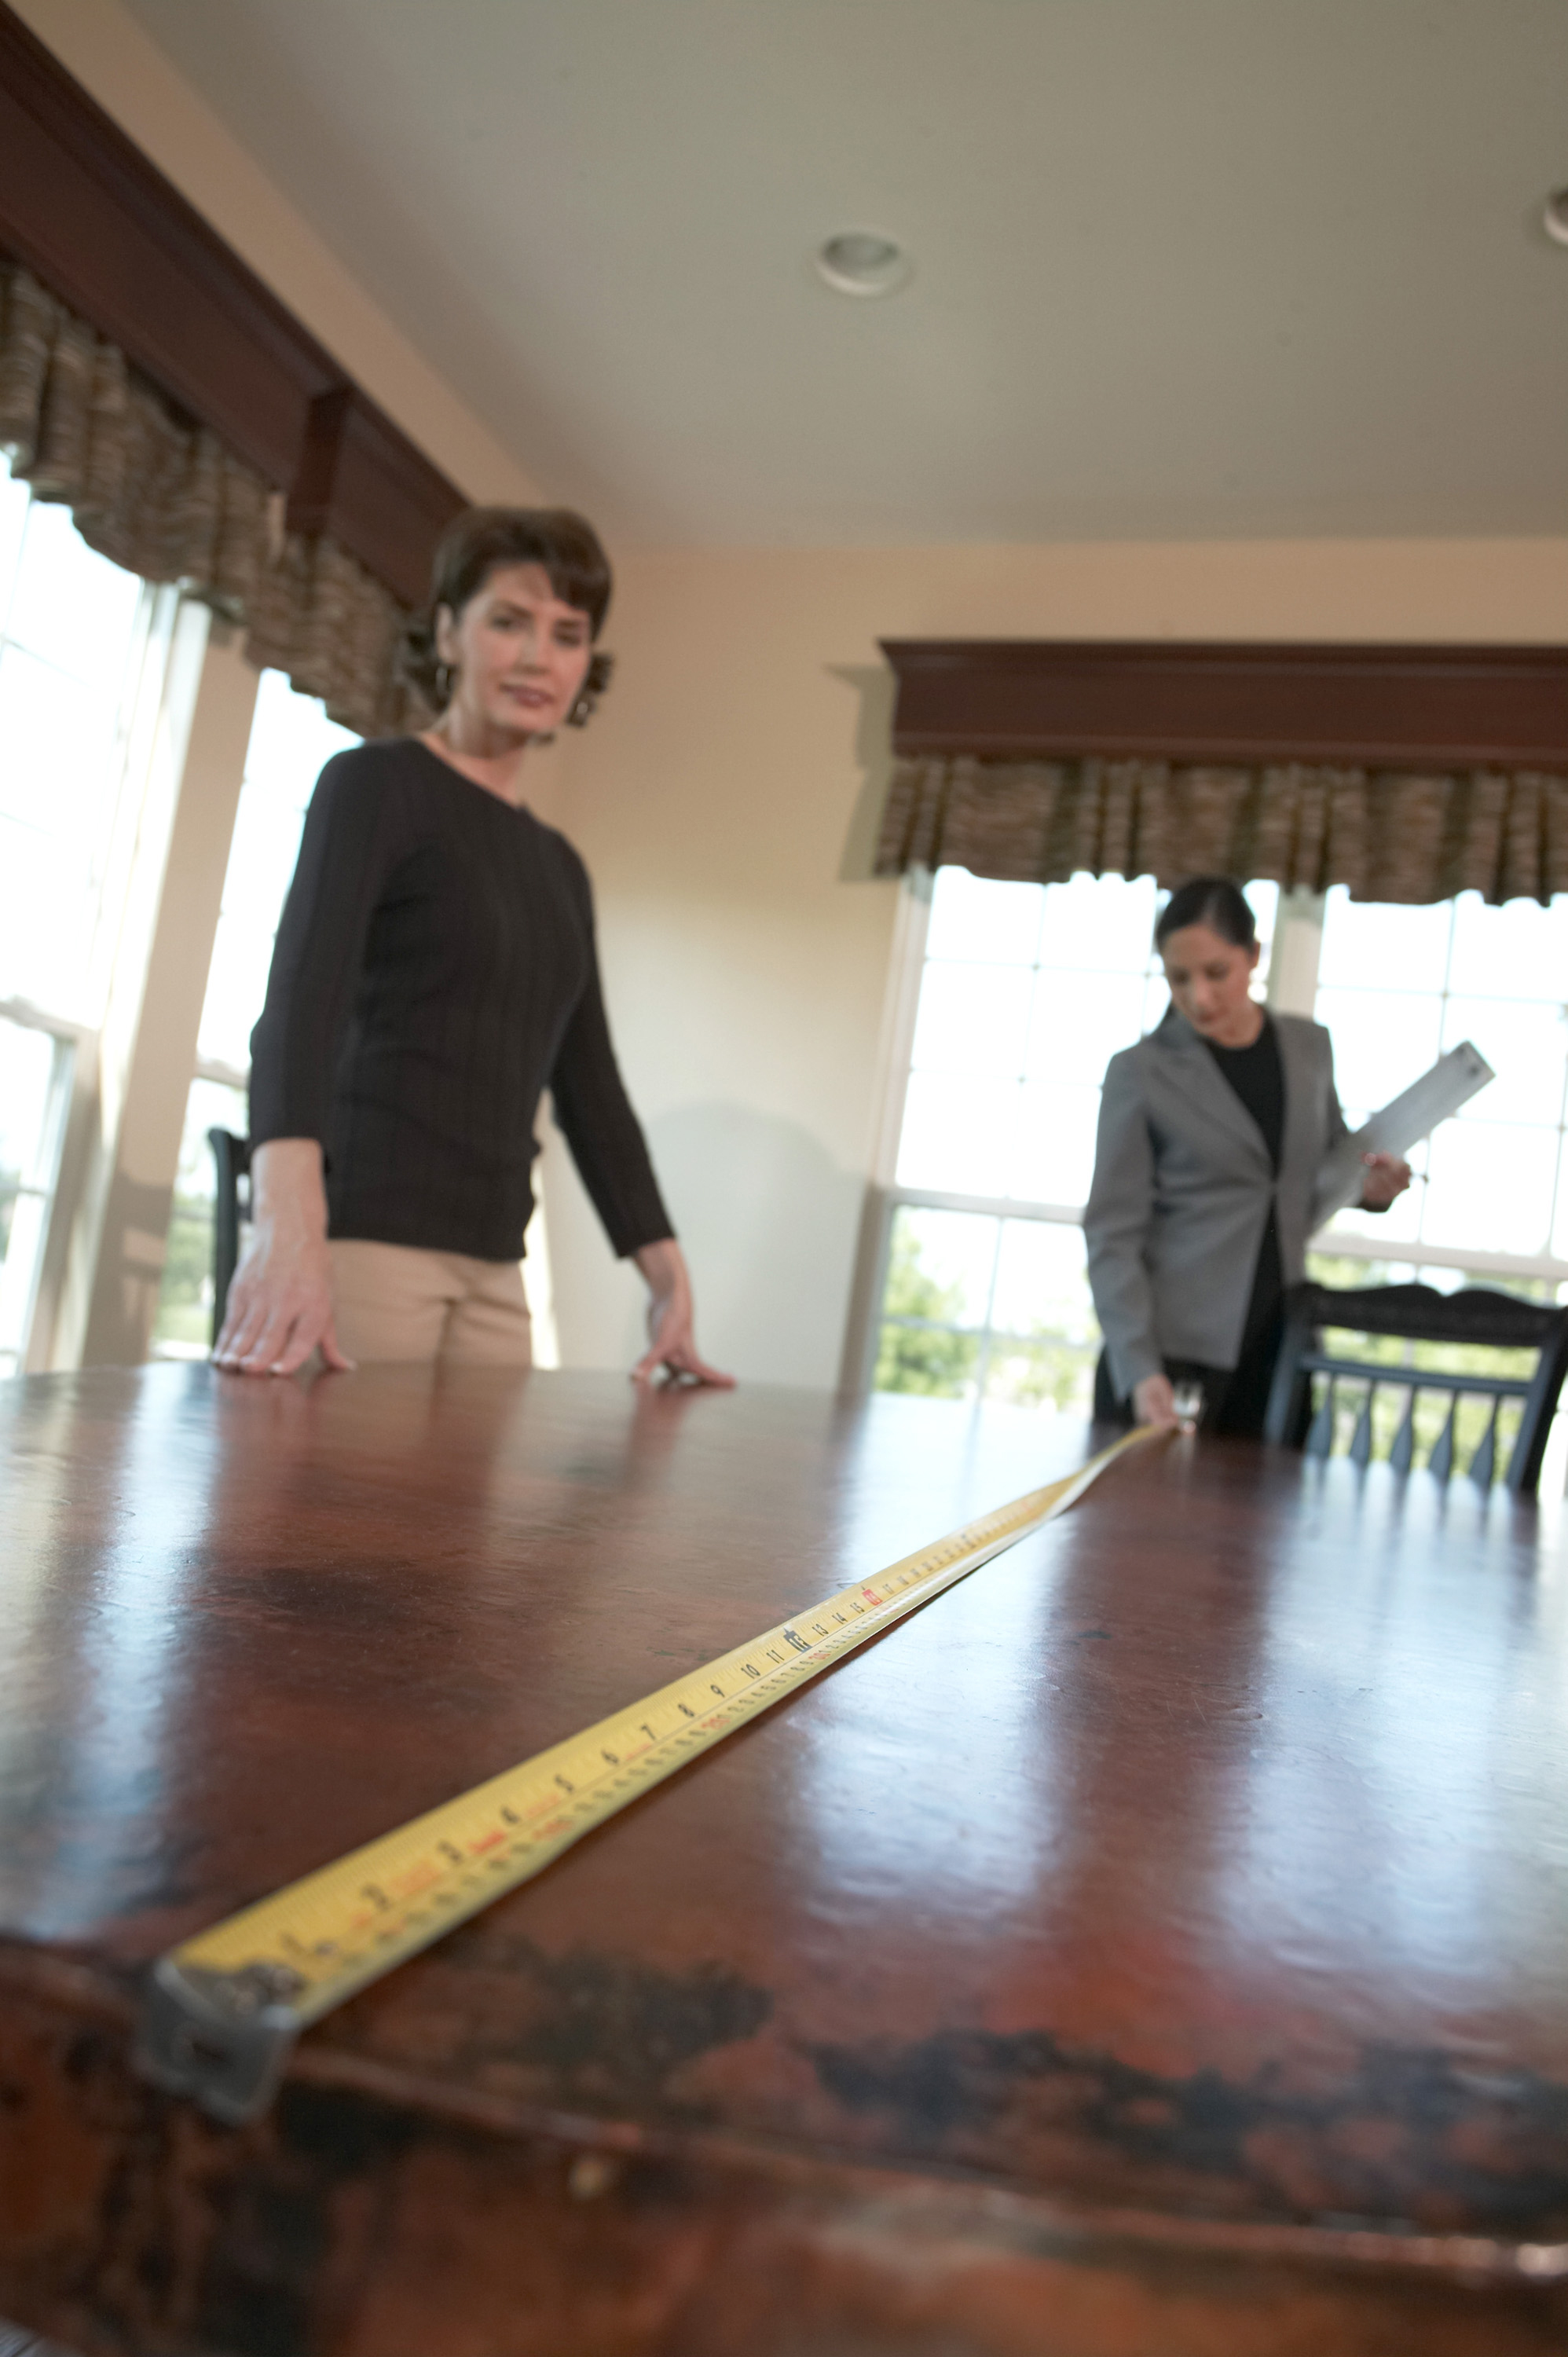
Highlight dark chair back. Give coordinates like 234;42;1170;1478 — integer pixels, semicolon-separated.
207;1129;252;1349
1263;1281;1568;1494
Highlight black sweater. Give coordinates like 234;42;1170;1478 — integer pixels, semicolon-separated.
248;739;674;1263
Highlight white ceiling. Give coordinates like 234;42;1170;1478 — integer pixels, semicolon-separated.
123;0;1568;546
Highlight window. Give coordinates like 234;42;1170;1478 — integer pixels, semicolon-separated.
0;1016;72;1376
0;454;173;1373
151;671;359;1354
872;870;1568;1439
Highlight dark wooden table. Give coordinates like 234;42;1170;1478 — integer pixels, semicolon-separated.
2;1365;1567;2357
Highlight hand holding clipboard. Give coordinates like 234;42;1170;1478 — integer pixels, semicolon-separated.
1311;1041;1496;1230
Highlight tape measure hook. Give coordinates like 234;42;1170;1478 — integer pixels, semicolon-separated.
137;1957;306;2124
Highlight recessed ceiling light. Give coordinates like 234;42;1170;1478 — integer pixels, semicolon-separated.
1545;190;1568;247
815;230;911;299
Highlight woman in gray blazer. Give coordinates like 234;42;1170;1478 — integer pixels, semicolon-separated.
1084;878;1409;1435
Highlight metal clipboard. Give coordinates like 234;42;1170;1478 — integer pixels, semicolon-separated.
1312;1039;1496;1228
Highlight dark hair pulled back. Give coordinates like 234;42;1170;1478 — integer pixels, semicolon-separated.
402;505;614;720
1154;876;1258;951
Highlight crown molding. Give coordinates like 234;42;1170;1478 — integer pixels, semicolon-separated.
879;640;1568;768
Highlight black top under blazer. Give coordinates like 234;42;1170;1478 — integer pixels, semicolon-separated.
1084;1007;1350;1398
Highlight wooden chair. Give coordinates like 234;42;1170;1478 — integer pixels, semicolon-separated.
1263;1281;1568;1494
207;1129;251;1349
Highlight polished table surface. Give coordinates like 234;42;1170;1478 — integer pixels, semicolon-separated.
2;1363;1567;2357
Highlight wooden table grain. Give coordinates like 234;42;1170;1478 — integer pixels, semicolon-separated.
2;1362;1566;2357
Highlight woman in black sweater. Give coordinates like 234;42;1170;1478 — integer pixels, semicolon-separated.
215;507;729;1384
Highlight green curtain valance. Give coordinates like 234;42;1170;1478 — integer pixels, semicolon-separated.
875;753;1568;907
0;263;425;738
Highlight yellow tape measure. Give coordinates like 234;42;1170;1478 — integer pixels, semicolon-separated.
137;1427;1155;2121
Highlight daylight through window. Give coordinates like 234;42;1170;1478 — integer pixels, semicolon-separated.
0;455;167;1373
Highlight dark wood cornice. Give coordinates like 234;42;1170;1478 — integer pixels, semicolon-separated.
880;640;1568;769
0;1;464;607
288;388;465;608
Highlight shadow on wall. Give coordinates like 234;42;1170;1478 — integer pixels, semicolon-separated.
541;1102;863;1390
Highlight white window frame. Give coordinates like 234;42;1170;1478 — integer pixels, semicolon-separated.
0;999;80;1374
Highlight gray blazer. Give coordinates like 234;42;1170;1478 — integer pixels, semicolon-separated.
1084;1010;1349;1398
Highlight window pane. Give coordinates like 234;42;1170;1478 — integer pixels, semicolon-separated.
1139;970;1173;1032
0;826;89;1014
0;640;124;837
1011;1081;1102;1206
198;915;284;1074
0;645;125;1014
1315;988;1445;1124
194;669;360;1079
1316;891;1453;993
1447;893;1568;1001
1024;970;1146;1090
983;1337;1093;1412
1553;1142;1568;1262
984;1226;1098;1413
925;867;1044;965
896;1071;1020;1195
0;1020;56;1227
886;1205;998;1327
1245;880;1281;970
223;774;308;933
989;1219;1095;1342
910;962;1034;1080
0;466;29;601
1442;997;1568;1131
1038;874;1159;972
0;1017;70;1376
244;663;358;802
4;497;143;676
149;1078;249;1358
874;1206;996;1401
0;457;153;1373
1421;1121;1557;1257
0;459;150;1033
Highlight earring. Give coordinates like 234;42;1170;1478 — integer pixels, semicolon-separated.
435;662;454;704
569;651;613;728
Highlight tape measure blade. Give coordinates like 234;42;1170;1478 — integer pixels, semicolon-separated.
138;1426;1156;2117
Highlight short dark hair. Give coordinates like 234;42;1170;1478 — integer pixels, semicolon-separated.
402;505;614;719
1154;876;1258;951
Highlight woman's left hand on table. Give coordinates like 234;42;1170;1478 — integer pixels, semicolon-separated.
631;1239;735;1387
1359;1151;1412;1211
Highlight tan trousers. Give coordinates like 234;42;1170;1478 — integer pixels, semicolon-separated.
328;1241;533;1368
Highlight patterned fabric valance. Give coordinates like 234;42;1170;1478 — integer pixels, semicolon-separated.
0;264;423;737
875;754;1568;907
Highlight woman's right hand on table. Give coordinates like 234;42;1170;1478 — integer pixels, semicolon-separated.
1132;1373;1185;1431
212;1138;354;1376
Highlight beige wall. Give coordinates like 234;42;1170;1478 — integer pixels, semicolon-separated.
540;535;1568;1387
